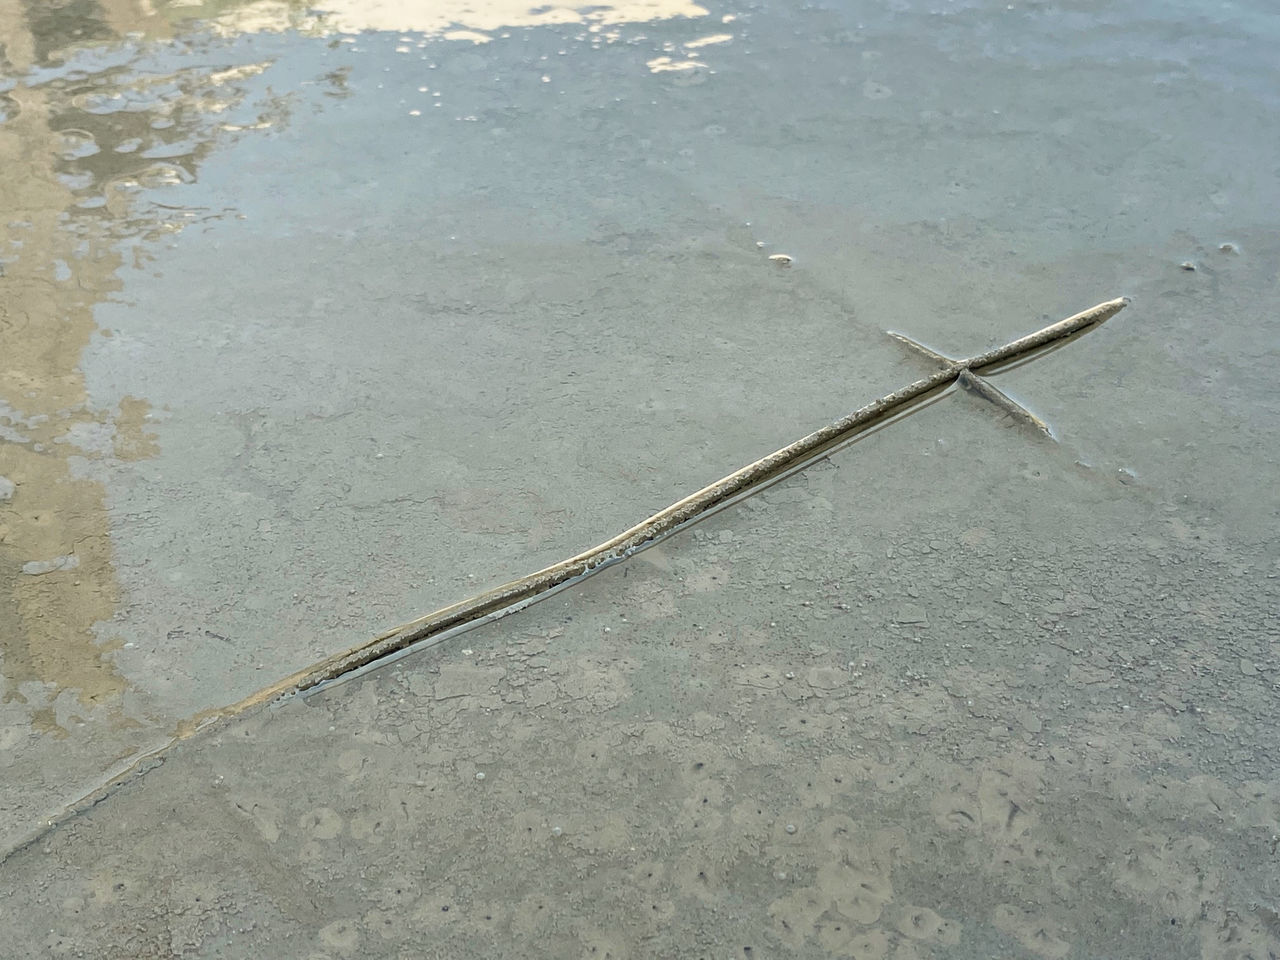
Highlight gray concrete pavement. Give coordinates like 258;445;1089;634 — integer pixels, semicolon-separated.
6;395;1279;958
1;0;1278;956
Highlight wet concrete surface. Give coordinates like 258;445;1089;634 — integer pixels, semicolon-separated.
1;0;1278;956
7;405;1280;958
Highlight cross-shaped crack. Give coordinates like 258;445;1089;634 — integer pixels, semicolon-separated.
888;331;1054;439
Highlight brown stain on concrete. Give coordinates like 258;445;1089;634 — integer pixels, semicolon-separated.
113;396;161;461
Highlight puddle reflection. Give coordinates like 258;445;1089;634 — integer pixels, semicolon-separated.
0;1;295;728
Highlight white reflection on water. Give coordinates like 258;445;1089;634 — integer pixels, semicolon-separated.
201;0;709;39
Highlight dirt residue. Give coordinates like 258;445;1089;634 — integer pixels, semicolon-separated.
112;396;161;461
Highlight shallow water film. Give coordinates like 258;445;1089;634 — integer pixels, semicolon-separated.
1;0;1278;957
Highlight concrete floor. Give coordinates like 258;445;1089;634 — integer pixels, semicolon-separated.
1;0;1278;957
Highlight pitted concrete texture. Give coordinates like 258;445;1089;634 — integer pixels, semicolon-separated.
6;402;1277;959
